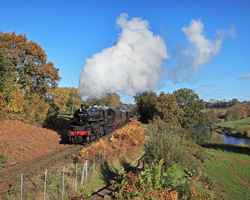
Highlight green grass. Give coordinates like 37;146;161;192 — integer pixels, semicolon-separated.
0;155;6;170
204;148;250;200
218;117;250;137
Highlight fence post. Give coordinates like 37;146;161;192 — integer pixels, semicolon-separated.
75;163;78;193
44;169;48;200
93;159;95;171
20;174;23;200
62;166;65;200
85;160;88;181
81;164;84;185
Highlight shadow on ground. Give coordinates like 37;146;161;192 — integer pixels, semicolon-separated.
100;161;120;185
202;143;250;155
120;159;138;173
43;114;71;144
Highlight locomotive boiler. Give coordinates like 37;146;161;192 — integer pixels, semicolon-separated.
68;105;129;143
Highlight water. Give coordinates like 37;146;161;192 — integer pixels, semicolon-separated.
220;134;250;146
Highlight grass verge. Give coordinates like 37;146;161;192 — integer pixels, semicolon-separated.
204;148;250;200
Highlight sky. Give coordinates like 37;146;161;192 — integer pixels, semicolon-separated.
0;0;249;102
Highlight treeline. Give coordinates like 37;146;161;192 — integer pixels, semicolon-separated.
224;102;250;121
0;32;122;124
205;98;240;109
205;101;250;122
134;88;211;143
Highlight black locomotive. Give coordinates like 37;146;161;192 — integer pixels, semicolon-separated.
68;105;129;143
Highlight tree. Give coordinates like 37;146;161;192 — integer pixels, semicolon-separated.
86;93;121;108
226;103;250;120
173;88;205;128
174;88;211;143
156;93;183;127
134;91;158;123
49;87;82;114
0;32;60;96
0;32;60;121
102;93;121;108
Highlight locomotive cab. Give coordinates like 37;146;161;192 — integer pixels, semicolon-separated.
68;105;129;144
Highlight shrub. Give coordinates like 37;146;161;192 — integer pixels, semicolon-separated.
144;119;205;174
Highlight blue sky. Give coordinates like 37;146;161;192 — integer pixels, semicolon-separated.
0;0;249;101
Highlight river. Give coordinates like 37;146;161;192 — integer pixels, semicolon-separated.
220;134;250;146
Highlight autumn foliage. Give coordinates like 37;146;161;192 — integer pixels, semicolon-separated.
49;87;82;114
226;103;250;121
79;120;145;162
0;32;60;122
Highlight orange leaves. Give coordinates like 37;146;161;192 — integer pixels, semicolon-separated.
8;85;25;113
0;32;59;95
24;94;49;122
41;62;60;81
0;32;25;48
79;121;145;162
49;87;81;113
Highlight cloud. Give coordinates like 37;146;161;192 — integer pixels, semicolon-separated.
80;13;167;98
171;19;228;82
239;73;250;80
182;19;223;68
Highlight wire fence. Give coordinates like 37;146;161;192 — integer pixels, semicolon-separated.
3;159;99;200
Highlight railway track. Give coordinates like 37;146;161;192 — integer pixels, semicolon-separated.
91;155;144;200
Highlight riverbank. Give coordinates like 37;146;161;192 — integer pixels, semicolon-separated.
217;117;250;138
204;147;250;200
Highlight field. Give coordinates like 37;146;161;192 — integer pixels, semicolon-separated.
204;147;250;200
217;117;250;137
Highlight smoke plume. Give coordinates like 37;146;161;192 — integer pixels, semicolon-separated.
171;19;225;82
80;13;167;98
80;15;230;97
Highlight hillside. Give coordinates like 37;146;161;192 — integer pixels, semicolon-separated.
0;120;67;168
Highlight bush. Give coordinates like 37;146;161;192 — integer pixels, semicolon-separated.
142;119;215;199
115;160;189;200
144;119;205;174
226;103;250;121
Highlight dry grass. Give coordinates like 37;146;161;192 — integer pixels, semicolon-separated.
78;120;145;162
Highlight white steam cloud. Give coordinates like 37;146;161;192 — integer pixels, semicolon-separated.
80;13;167;98
80;14;230;97
183;19;222;68
171;19;226;82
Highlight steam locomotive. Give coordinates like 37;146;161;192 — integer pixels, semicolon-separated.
68;105;129;143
